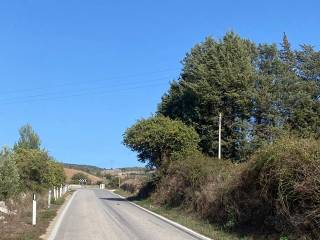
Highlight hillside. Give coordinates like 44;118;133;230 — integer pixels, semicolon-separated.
64;167;103;184
62;163;104;176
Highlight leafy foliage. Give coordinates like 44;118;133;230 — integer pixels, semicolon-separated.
158;32;320;160
123;32;320;239
123;115;200;169
0;147;20;200
158;32;256;159
153;152;235;208
13;124;41;150
12;148;65;191
0;124;65;196
203;136;320;238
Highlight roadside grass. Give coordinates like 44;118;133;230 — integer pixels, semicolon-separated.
113;189;251;240
0;192;69;240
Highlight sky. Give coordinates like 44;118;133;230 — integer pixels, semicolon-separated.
0;0;319;168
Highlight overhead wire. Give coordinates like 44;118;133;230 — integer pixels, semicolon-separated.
0;68;179;105
0;68;179;96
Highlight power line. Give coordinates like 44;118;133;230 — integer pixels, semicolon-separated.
0;81;169;106
0;67;179;96
0;77;168;103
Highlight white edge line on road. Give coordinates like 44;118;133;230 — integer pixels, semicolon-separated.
48;191;78;240
110;190;212;240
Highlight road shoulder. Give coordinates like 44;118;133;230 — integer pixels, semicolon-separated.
41;191;77;240
110;190;212;240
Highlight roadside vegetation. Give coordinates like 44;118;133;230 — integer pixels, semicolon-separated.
122;32;320;240
0;124;66;240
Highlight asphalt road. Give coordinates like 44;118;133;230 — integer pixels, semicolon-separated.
52;189;205;240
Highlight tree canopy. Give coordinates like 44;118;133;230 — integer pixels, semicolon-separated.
0;147;20;200
14;124;41;150
0;124;65;196
158;32;319;160
123;115;200;169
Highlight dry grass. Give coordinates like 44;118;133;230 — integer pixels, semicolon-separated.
64;167;102;184
140;136;320;239
120;178;144;193
0;191;66;240
202;136;320;239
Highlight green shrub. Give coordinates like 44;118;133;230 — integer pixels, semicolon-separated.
104;174;119;189
123;115;200;169
207;136;320;238
12;148;65;191
71;172;91;184
153;151;236;208
0;148;20;200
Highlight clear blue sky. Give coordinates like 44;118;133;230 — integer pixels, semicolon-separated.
0;0;319;168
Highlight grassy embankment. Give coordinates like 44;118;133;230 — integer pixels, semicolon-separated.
0;192;70;240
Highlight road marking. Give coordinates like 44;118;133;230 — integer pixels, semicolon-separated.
48;191;78;240
109;190;212;240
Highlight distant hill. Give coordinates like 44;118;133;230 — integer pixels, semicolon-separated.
62;163;148;178
64;167;103;184
62;163;104;176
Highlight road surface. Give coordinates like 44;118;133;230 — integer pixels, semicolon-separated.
52;189;205;240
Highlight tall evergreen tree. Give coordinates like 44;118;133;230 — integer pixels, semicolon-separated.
13;124;41;150
159;32;256;160
280;32;296;71
251;44;284;148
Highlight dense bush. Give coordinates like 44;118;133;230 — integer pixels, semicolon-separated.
0;125;66;196
12;148;65;191
120;179;143;193
153;151;236;208
201;136;320;238
71;172;91;184
0;148;20;200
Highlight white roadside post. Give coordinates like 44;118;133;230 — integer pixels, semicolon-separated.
53;187;56;200
218;112;222;160
60;185;62;198
32;194;37;226
48;189;52;208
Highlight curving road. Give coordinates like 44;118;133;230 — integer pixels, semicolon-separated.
51;189;207;240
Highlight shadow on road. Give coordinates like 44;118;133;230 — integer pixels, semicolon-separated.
99;197;127;202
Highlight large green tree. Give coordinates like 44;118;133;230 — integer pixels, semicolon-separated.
158;32;320;160
159;32;256;160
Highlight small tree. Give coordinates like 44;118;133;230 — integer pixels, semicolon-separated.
45;160;66;187
71;172;90;184
0;147;20;200
123;115;200;169
14;124;41;150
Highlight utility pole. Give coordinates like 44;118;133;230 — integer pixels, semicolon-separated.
218;113;222;159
